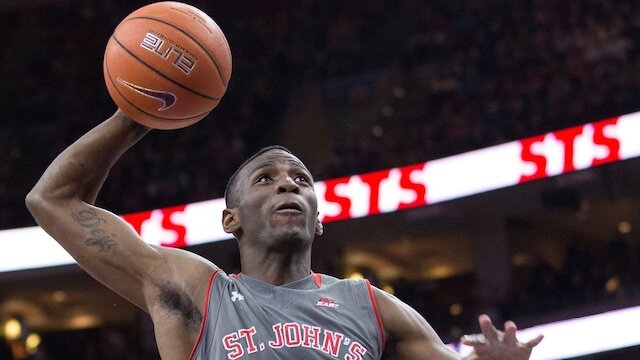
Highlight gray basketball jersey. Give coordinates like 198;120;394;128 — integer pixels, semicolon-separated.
189;270;384;360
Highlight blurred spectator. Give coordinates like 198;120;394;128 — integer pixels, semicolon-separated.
560;238;599;305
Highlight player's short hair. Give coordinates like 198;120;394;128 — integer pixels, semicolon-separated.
224;145;293;207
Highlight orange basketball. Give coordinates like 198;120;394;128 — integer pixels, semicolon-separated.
103;2;232;129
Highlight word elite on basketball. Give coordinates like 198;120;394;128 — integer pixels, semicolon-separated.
141;31;197;75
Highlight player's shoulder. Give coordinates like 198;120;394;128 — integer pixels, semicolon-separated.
315;272;342;285
315;272;370;289
152;245;219;284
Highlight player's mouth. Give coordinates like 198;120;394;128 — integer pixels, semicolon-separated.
274;202;303;215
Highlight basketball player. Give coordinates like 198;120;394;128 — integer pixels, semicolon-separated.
26;110;542;359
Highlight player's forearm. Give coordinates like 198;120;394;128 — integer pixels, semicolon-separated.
27;111;150;206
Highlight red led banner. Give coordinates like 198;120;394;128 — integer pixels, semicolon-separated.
3;112;640;271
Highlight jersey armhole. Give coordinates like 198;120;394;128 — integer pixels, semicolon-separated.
364;279;386;352
188;268;222;360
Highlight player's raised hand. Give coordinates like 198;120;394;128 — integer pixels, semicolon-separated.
461;314;543;360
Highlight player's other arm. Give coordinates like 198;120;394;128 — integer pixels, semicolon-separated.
375;287;542;360
374;287;461;360
25;110;216;313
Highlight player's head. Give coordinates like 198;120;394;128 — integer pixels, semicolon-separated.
222;146;323;249
224;145;292;208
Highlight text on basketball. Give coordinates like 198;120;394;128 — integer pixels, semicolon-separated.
141;31;197;75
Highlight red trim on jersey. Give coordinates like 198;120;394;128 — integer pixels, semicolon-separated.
312;272;323;288
188;268;222;360
364;279;386;352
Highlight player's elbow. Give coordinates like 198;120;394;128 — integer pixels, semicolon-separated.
25;186;49;217
25;182;71;217
25;187;43;218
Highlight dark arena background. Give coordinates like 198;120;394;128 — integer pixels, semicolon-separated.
2;0;640;359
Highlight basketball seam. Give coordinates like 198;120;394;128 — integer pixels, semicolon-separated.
105;60;212;122
111;35;221;101
210;20;232;87
124;16;229;87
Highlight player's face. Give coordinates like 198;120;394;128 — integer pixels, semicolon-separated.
232;150;322;248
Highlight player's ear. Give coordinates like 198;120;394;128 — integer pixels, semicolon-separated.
315;215;323;236
222;208;240;234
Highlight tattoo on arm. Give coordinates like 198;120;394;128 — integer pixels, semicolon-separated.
85;228;118;252
71;209;118;253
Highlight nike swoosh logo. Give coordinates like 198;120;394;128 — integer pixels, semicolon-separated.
117;77;177;111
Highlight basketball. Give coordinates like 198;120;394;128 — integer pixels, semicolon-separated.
103;2;232;129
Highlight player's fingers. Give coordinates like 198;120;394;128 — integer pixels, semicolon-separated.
526;334;544;348
478;314;500;343
461;333;486;346
503;320;518;345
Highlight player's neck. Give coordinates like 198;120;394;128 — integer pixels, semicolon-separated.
239;248;312;286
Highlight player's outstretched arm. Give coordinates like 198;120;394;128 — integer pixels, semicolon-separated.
374;286;461;359
25;110;216;314
374;286;542;360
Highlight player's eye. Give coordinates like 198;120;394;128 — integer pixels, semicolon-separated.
256;175;272;183
295;175;310;183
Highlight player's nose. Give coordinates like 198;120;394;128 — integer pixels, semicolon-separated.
277;176;300;194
